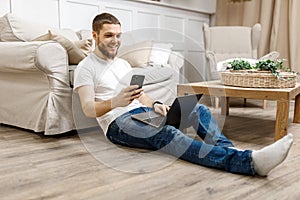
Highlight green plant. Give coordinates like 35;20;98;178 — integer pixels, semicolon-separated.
255;59;290;79
228;58;295;80
228;59;253;70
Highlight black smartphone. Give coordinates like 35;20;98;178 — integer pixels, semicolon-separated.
130;74;145;89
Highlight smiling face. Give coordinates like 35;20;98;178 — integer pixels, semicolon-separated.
93;23;122;61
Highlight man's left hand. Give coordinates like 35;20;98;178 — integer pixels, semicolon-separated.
154;103;170;116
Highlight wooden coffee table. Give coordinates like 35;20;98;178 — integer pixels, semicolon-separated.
177;80;300;141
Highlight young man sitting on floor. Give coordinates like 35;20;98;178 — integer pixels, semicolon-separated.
74;12;293;176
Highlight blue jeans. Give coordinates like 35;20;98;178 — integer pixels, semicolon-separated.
106;104;255;175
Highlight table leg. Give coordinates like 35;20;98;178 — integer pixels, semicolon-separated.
221;97;229;115
293;94;300;123
214;96;219;109
275;100;289;141
262;100;267;109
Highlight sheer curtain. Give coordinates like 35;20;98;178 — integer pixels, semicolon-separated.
215;0;300;73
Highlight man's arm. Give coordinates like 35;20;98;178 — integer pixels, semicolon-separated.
138;93;170;116
137;92;154;108
77;85;144;118
77;85;109;118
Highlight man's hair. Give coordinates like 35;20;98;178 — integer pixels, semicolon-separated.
92;13;121;32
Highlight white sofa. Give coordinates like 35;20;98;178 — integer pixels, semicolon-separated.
0;13;183;135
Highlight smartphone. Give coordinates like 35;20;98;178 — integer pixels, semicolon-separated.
130;74;145;89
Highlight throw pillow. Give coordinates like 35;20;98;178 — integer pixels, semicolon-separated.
76;29;93;40
118;40;153;67
149;43;173;66
259;51;280;61
34;30;86;64
73;39;93;56
57;28;80;41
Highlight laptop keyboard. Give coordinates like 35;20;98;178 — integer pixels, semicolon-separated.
145;116;164;124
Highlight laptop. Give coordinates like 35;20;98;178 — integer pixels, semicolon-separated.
131;94;203;129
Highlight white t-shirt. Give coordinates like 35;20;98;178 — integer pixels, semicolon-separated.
74;53;144;134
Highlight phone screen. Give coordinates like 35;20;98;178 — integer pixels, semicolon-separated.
130;75;145;89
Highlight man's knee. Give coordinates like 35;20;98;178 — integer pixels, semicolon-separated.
195;103;210;113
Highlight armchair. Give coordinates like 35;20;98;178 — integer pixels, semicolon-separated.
203;23;261;80
203;23;267;109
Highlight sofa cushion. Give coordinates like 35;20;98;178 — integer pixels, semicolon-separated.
149;43;173;66
0;13;23;41
0;13;80;42
118;40;153;67
168;51;184;71
34;30;88;64
0;13;50;41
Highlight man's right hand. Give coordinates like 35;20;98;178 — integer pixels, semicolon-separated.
111;85;144;108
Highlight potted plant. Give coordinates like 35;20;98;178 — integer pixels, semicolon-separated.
221;58;297;88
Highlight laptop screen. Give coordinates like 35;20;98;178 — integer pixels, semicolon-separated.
166;94;203;129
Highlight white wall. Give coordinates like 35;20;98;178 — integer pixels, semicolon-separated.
11;0;60;28
0;0;216;82
161;0;216;14
59;0;100;30
0;0;11;16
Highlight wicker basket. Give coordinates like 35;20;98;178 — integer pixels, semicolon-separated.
221;70;296;88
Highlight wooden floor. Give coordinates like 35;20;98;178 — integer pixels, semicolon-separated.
1;98;300;200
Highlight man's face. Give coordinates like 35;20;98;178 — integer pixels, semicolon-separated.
93;23;121;60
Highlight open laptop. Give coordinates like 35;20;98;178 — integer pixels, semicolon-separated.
131;94;203;129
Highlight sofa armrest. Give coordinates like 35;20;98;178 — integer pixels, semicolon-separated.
205;50;221;80
0;41;66;71
0;41;46;73
0;41;70;87
206;50;218;72
35;41;70;87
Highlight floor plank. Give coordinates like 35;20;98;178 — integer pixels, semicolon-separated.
0;98;299;200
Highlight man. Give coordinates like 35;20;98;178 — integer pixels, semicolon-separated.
74;13;293;176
